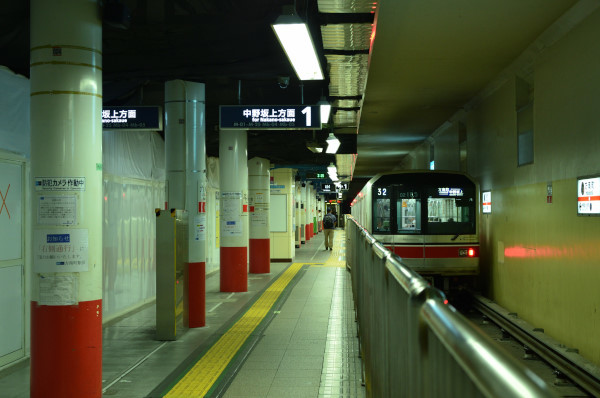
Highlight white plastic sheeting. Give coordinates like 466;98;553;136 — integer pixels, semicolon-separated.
0;67;30;158
102;131;165;320
206;157;220;274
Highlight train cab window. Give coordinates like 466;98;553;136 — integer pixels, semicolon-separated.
373;186;391;232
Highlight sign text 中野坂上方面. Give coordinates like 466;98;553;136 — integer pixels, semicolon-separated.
220;105;321;130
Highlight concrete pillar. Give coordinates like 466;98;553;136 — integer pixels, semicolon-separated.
164;80;206;328
219;130;248;292
248;157;270;274
30;1;102;396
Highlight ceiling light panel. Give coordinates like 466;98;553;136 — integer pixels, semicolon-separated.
272;15;324;81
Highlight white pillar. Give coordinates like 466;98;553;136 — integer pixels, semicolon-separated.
164;80;206;328
248;157;270;273
219;130;248;291
30;0;102;396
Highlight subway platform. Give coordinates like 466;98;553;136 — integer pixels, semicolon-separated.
0;229;365;398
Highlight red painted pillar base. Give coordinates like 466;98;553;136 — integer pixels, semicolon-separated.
309;222;314;238
305;224;310;241
220;247;248;292
185;261;206;328
31;300;102;398
249;238;270;274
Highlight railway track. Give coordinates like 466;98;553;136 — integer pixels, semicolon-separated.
462;293;600;397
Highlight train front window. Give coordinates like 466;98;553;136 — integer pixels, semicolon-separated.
373;186;391;232
373;198;390;232
426;186;475;234
396;188;421;233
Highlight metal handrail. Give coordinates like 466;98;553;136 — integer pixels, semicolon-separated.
346;216;557;397
421;298;554;398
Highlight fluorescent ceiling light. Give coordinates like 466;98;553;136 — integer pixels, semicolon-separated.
272;14;324;81
317;97;331;124
306;142;323;153
327;163;338;181
326;133;341;154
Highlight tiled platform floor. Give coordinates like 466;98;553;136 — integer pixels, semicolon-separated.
0;228;364;397
223;266;364;398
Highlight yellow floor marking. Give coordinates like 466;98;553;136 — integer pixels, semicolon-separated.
315;229;347;268
164;262;307;397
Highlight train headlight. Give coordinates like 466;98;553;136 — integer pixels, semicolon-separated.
459;248;476;257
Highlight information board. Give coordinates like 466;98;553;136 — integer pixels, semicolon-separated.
220;105;321;130
578;176;600;215
482;191;491;214
33;228;89;272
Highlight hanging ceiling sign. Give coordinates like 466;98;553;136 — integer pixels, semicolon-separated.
102;106;162;131
306;172;326;179
321;183;333;193
219;105;321;130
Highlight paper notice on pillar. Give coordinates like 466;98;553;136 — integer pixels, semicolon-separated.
221;191;242;236
33;228;89;272
194;214;206;241
254;192;268;205
38;274;79;306
38;195;77;225
251;208;268;226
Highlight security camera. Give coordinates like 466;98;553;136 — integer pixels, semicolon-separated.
277;76;290;89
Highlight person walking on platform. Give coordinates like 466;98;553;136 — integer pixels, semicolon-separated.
323;209;337;250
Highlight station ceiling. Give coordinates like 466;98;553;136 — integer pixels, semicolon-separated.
0;0;583;203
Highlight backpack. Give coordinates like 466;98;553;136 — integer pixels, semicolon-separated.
323;214;334;229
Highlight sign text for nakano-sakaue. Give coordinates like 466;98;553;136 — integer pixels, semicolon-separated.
219;105;321;130
102;106;162;130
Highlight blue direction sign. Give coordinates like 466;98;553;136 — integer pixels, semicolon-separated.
102;106;162;130
220;105;321;130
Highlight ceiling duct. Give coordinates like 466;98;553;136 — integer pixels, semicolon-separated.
320;23;372;51
333;109;358;127
318;0;377;13
325;54;369;97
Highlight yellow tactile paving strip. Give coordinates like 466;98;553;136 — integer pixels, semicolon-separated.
164;262;307;397
318;229;347;268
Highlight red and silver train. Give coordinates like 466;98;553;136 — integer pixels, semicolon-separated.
350;170;479;289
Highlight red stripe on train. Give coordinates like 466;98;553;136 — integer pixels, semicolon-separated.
389;245;479;258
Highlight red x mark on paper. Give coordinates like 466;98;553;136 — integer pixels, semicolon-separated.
0;184;10;219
